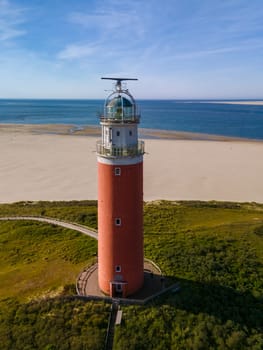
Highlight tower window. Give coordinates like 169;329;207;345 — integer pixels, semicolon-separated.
115;218;121;226
116;131;120;136
115;167;121;176
115;265;121;273
129;130;132;136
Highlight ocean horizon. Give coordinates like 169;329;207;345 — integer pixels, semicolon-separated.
1;99;263;140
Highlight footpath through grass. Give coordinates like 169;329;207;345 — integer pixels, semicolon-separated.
0;200;263;349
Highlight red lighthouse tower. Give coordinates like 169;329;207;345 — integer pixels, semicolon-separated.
97;78;144;298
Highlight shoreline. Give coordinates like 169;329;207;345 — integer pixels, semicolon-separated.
1;123;262;143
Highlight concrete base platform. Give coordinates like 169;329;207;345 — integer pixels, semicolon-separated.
77;260;168;302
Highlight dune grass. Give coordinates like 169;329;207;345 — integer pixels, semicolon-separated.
0;200;98;228
0;202;103;350
0;200;263;349
115;201;263;350
0;220;97;301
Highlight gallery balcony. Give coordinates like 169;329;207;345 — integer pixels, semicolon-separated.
96;140;145;158
100;114;140;124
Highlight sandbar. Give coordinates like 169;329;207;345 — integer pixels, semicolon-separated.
208;101;263;106
1;124;263;204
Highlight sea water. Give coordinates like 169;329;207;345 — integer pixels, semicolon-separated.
0;99;263;140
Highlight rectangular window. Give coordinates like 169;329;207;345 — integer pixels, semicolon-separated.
115;218;121;226
115;167;121;176
116;131;120;136
115;265;121;273
129;130;132;136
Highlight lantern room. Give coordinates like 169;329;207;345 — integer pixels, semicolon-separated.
100;78;140;123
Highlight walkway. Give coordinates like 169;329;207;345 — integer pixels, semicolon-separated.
0;214;180;348
104;300;119;350
0;216;98;240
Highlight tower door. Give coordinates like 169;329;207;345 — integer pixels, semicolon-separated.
102;126;113;148
110;282;127;298
115;283;123;298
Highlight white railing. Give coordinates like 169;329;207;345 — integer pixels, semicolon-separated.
96;140;144;158
100;114;140;123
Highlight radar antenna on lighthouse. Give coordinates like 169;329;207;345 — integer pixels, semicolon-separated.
101;77;138;94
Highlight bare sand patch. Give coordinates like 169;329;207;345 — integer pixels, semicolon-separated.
1;124;263;203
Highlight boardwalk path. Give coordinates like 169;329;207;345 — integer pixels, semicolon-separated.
0;216;98;240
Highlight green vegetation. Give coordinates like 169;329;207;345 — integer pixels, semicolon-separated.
0;220;97;300
115;201;263;349
0;201;104;349
0;200;98;228
0;200;263;349
0;298;109;350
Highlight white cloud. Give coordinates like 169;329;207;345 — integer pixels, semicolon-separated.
171;46;242;60
70;9;141;33
68;0;147;42
162;37;263;63
57;1;153;67
57;43;99;60
0;0;27;41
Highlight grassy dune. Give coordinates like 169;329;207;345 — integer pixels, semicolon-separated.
117;201;263;349
0;220;97;301
0;200;263;349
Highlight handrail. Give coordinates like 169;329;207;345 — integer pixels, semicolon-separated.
0;216;98;240
104;300;119;350
100;115;140;123
96;140;144;158
144;257;163;275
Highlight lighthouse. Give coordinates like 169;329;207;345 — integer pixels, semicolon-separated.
97;77;144;298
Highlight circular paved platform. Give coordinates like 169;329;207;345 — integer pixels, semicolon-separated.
77;260;166;301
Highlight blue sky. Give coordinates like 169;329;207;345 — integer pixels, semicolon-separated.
0;0;263;99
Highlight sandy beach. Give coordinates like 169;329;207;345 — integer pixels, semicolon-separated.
209;101;263;105
1;124;263;204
